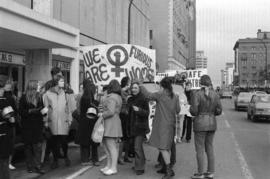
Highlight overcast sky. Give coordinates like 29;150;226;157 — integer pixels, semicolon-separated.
196;0;270;86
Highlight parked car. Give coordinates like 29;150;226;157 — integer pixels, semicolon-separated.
221;90;233;99
234;92;253;111
247;94;270;121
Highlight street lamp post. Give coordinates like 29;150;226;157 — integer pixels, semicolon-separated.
127;0;134;44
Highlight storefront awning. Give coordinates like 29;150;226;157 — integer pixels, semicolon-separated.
0;0;79;50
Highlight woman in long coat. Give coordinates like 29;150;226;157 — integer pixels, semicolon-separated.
140;77;180;179
76;79;100;166
19;81;45;174
127;81;149;175
100;80;122;176
43;76;75;169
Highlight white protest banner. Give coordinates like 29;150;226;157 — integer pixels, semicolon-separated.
81;44;156;86
178;69;208;89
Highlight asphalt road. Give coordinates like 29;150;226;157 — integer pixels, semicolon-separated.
11;99;270;179
222;99;270;179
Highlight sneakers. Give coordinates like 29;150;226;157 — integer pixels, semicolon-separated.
9;164;16;170
204;172;214;179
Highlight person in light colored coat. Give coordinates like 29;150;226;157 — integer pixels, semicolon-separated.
100;80;122;176
43;76;75;169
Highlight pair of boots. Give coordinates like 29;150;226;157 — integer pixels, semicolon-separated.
157;164;174;179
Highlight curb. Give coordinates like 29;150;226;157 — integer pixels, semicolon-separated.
65;154;107;179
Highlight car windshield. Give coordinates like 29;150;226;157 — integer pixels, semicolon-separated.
257;96;270;103
239;93;252;98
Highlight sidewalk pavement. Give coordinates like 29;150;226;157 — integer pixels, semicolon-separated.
75;116;245;179
10;115;245;179
10;143;105;179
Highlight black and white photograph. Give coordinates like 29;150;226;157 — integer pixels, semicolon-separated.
0;0;270;178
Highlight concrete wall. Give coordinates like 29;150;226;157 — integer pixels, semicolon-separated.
53;0;150;47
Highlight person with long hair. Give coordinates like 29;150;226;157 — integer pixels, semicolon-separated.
100;80;122;176
118;76;132;165
43;76;75;169
140;77;180;179
127;81;149;175
19;81;45;174
190;75;222;179
76;79;100;166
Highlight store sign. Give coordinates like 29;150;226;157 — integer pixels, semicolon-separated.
52;60;70;71
81;44;156;86
0;52;25;65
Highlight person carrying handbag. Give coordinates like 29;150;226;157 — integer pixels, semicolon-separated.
190;75;222;179
76;79;100;166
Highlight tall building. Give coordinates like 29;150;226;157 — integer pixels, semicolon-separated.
195;51;207;69
221;69;226;88
149;0;196;72
233;29;270;87
0;0;150;94
221;62;234;88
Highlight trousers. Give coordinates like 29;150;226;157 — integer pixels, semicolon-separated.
194;131;215;173
24;142;42;169
134;135;145;171
0;158;9;179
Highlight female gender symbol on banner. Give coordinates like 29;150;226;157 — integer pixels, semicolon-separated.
106;45;129;77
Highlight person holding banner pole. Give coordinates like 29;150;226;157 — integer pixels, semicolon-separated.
100;80;122;176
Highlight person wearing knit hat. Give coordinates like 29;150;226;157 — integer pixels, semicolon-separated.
189;75;222;179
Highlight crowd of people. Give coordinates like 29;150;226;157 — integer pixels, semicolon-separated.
0;66;222;179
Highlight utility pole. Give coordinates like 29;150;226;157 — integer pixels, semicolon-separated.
127;0;134;44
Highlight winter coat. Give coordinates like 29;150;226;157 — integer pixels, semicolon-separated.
0;97;15;159
190;89;222;132
127;92;149;137
76;96;99;146
43;87;76;135
19;94;44;144
140;86;180;150
102;93;123;138
120;89;130;138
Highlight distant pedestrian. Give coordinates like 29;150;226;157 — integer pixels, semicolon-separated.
43;76;75;169
140;77;180;179
76;79;100;166
0;81;16;179
100;80;122;176
190;75;222;179
118;77;132;165
181;81;193;143
127;81;149;175
19;81;45;174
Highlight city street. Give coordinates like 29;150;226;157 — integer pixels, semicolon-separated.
10;99;270;179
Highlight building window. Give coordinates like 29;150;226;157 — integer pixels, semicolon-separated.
149;30;153;40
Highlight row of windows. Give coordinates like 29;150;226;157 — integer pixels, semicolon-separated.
239;46;267;51
240;53;265;58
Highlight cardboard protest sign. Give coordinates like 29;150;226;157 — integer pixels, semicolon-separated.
81;44;156;86
176;69;208;89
